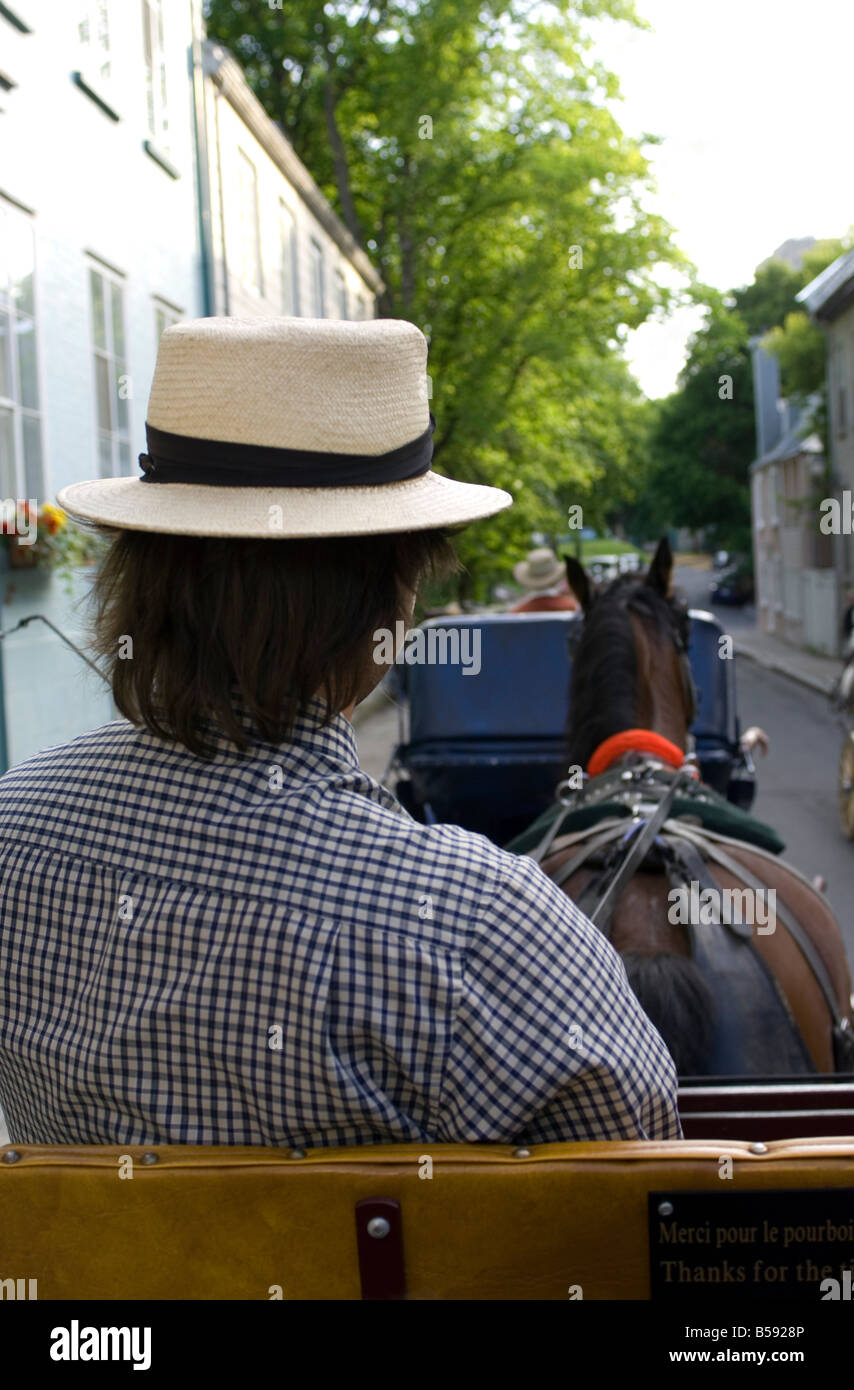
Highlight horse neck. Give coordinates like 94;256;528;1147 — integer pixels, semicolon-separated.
627;610;690;754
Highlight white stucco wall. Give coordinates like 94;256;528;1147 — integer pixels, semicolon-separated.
0;0;202;766
203;57;379;323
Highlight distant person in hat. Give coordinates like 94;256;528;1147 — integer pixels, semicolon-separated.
0;317;679;1149
510;547;578;612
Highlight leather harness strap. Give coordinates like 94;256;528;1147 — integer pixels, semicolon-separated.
585;771;687;930
545;823;630;891
661;835;816;1074
531;769;853;1071
669;823;851;1040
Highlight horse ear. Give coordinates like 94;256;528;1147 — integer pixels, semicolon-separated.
645;537;673;596
565;554;592;612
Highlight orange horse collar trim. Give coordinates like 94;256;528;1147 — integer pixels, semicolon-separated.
586;730;686;778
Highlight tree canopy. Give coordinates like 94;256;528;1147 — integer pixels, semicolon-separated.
205;0;684;596
635;237;853;554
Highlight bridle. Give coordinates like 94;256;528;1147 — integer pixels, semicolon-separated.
566;587;699;764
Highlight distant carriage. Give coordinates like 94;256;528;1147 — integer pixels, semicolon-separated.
389;607;757;845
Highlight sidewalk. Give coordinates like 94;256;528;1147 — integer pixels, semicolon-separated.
732;626;840;696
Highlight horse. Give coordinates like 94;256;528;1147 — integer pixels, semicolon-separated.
527;538;854;1077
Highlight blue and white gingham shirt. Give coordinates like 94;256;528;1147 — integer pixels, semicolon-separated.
0;698;681;1147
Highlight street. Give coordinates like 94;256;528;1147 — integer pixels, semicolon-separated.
672;568;854;951
734;660;853;953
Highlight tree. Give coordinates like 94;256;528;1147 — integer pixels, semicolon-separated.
205;0;684;597
641;299;756;553
636;237;854;554
759;237;854;457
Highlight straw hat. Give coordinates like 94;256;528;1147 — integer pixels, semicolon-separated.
513;547;565;590
58;316;513;538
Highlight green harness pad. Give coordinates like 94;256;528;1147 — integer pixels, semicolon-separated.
505;778;786;858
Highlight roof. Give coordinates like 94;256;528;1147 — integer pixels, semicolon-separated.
203;42;384;296
749;418;823;474
796;248;854;321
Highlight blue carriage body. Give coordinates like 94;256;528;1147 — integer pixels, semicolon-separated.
391;609;746;844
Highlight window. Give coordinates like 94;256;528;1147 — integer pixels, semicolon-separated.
141;0;168;152
78;2;112;87
334;268;348;319
89;264;130;477
279;200;298;315
237;150;262;295
154;299;181;345
0;199;43;498
309;239;324;317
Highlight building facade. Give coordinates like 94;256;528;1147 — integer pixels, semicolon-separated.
799;249;854;621
0;1;382;770
749;343;835;655
200;43;382;323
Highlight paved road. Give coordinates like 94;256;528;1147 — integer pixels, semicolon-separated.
734;658;854;954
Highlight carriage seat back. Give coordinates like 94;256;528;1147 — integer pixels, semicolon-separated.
686;608;738;749
393;610;739;841
396;610;735;747
2;1138;853;1300
401;612;575;745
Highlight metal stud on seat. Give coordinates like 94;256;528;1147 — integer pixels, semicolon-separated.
355;1198;406;1299
142;1152;159;1164
1;1149;20;1163
749;1142;768;1155
512;1147;532;1158
288;1148;306;1160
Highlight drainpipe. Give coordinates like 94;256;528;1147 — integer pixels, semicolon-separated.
190;0;214;316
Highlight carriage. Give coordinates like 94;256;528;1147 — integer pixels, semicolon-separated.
2;600;854;1306
388;607;757;846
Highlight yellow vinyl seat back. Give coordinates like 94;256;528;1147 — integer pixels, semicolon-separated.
1;1138;853;1301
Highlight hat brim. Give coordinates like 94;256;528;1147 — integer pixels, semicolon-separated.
57;470;513;539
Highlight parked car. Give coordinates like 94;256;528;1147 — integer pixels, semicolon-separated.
710;564;754;605
588;555;621;583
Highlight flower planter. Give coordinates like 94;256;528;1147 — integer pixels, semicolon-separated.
7;540;45;569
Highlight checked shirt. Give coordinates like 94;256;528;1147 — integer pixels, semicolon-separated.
0;698;681;1147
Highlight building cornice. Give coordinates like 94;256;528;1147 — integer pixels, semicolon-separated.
797;248;854;323
203;42;384;297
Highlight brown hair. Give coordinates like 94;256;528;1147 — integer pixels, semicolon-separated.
92;529;457;756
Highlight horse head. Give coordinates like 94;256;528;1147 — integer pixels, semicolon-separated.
564;537;697;775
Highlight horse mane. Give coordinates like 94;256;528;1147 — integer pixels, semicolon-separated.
567;574;691;769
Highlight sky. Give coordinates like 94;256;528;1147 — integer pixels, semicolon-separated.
591;0;854;398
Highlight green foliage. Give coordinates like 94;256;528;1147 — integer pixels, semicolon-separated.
640;300;755;551
638;236;853;552
762;312;826;399
204;0;683;598
731;260;802;337
756;238;852;456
